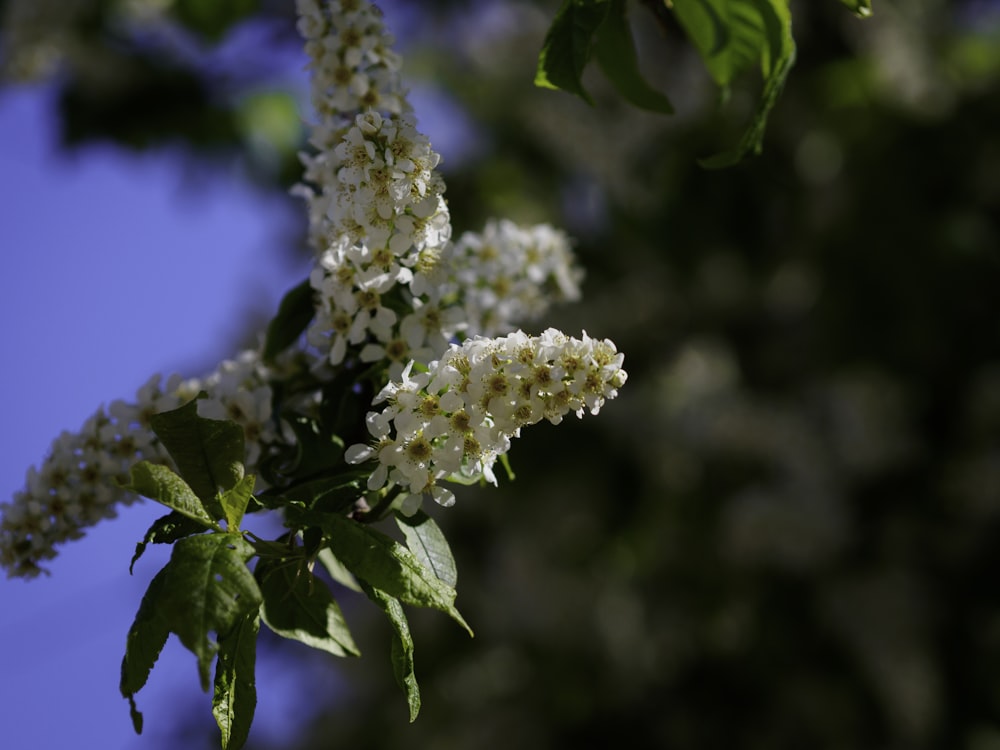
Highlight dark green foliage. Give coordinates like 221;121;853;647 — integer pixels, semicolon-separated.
263;280;316;365
130;511;209;574
213;614;260;750
151;396;246;508
257;559;360;658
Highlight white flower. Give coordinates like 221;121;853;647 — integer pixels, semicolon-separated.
450;220;584;337
343;329;627;510
1;350;283;578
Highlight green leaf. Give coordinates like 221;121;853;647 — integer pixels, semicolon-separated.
317;548;363;593
361;582;420;722
212;613;259;750
394;510;458;589
838;0;872;17
130;511;208;574
673;0;759;87
134;533;261;691
672;0;796;166
535;0;612;104
167;534;261;689
319;514;472;636
120;565;172;734
257;559;360;657
220;474;256;532
274;471;365;512
593;0;673;113
264;414;346;483
698;0;796;167
122;462;219;531
150;396;246;507
263;278;315;364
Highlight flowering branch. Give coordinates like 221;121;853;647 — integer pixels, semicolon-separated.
0;1;627;747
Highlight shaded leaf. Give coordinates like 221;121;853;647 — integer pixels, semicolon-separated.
698;0;796;167
672;0;796;165
395;510;458;588
361;582;420;721
130;511;208;575
268;415;346;481
535;0;612;104
120;566;172;734
123;462;218;531
133;533;261;691
212;613;259;750
317;548;363;593
276;471;365;512
263;278;315;364
319;514;472;635
257;559;360;657
151;397;246;508
593;0;674;113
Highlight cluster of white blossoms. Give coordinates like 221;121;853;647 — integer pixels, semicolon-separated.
345;329;627;513
2;0;624;577
295;0;425;253
296;2;585;384
0;353;276;578
450;219;584;337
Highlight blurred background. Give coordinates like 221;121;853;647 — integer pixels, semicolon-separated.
2;0;1000;748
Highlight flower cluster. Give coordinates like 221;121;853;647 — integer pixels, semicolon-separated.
0;375;179;578
1;0;626;581
451;219;584;337
306;214;585;379
295;0;419;254
0;352;276;578
296;3;583;382
324;110;448;252
296;0;407;125
345;329;627;513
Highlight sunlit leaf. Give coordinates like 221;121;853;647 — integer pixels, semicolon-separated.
395;510;458;589
319;513;472;635
672;0;796;165
122;462;218;531
673;0;759;87
219;474;256;532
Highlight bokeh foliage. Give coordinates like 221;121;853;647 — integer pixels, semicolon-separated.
4;0;1000;748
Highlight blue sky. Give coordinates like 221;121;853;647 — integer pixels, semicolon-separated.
0;82;310;749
